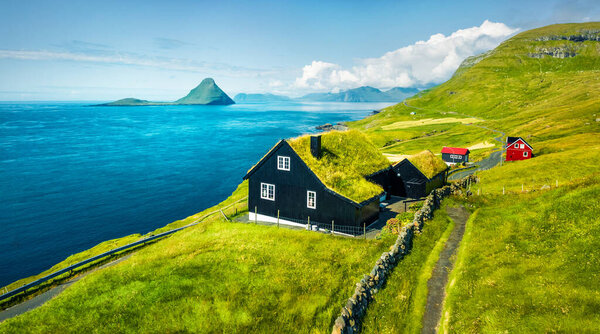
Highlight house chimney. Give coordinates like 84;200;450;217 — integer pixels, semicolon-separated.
310;135;321;159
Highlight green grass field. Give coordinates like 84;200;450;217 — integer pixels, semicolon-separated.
440;176;600;333
0;197;395;333
361;204;456;333
3;22;600;333
351;22;600;333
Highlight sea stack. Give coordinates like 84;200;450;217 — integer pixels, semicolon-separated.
96;78;235;106
176;78;235;105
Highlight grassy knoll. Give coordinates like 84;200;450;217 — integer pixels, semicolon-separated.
0;199;395;333
440;176;600;333
361;204;456;333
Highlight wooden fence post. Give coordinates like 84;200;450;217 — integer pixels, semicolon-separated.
331;220;334;235
254;206;257;224
277;210;280;228
522;184;524;192
556;179;558;187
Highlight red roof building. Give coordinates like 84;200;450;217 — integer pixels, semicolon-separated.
441;147;470;165
506;137;533;161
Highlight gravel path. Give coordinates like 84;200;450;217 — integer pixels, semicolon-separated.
0;254;132;323
421;206;470;334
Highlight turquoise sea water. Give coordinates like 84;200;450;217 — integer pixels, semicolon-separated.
0;101;393;286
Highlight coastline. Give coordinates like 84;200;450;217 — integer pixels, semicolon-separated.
0;101;388;301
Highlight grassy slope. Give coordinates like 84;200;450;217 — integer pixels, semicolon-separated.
0;183;395;333
361;204;455;333
1;182;250;295
442;176;600;332
3;22;600;333
351;22;600;332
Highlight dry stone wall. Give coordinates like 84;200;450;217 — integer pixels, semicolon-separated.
331;175;477;334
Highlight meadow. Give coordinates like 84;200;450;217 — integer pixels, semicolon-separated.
440;175;600;333
0;185;396;333
361;204;456;333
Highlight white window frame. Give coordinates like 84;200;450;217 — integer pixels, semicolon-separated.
523;151;528;157
520;143;524;149
261;183;275;201
307;190;316;209
277;156;290;171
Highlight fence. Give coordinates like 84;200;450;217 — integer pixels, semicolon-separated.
0;196;248;307
254;213;378;237
401;198;425;212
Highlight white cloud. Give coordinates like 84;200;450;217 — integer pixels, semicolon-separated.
294;20;519;92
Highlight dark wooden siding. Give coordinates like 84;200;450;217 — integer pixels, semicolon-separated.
392;160;446;198
366;167;406;197
247;142;372;227
442;152;468;163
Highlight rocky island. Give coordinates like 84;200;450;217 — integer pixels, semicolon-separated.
97;78;235;106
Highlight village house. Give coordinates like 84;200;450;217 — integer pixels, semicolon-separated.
505;136;533;161
243;130;448;232
441;147;470;165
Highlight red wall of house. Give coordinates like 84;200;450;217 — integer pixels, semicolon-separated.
506;140;532;161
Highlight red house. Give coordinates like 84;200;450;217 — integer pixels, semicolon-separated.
441;147;470;165
506;136;533;161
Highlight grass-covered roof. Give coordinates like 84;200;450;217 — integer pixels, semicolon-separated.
404;150;448;179
287;130;390;203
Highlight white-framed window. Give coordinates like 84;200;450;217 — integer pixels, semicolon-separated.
523;151;528;157
520;143;524;149
277;156;290;171
307;190;316;209
261;183;275;201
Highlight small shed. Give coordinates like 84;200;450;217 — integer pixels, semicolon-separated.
506;136;533;161
441;147;470;165
389;150;448;198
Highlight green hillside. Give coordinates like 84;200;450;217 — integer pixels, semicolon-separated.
2;22;599;333
353;22;600;333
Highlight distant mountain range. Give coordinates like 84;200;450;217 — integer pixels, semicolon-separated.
233;93;291;103
233;86;420;103
98;78;235;106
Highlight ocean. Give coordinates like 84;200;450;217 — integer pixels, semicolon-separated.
0;101;393;287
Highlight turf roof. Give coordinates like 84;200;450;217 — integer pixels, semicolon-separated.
287;130;390;203
403;150;448;179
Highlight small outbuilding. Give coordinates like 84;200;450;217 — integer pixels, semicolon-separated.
506;136;533;161
441;147;470;165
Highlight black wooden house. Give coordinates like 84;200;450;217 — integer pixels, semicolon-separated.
243;131;447;231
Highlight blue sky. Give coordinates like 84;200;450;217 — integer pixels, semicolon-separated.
0;0;598;100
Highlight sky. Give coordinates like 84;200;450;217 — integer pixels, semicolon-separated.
0;0;599;101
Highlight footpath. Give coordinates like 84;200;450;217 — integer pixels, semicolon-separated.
421;206;470;334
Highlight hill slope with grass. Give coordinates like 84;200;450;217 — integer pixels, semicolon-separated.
2;22;600;333
352;22;600;333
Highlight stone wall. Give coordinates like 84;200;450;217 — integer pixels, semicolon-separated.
331;175;477;334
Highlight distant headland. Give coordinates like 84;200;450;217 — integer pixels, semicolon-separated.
233;86;421;103
97;78;235;106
